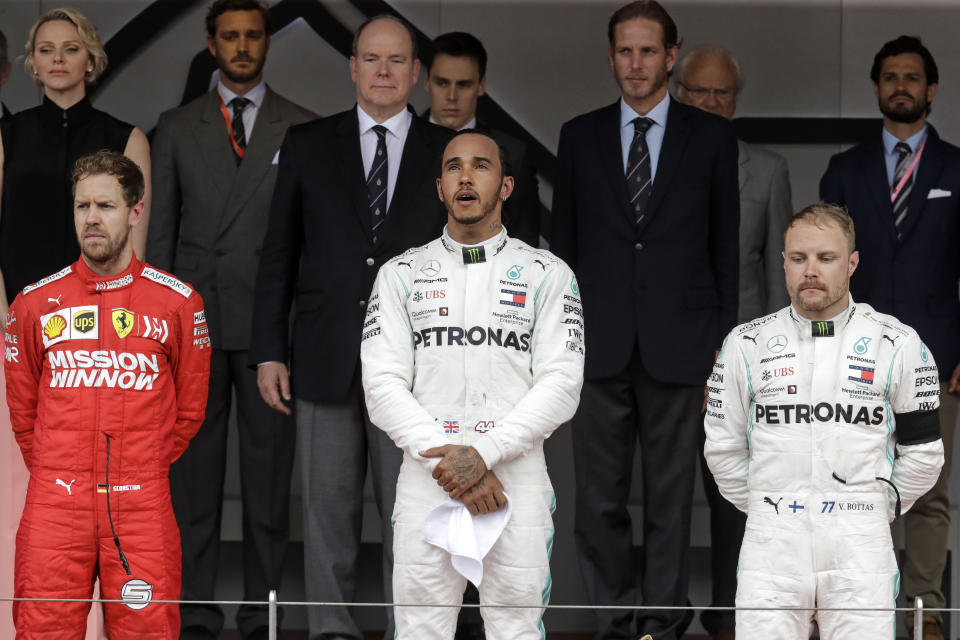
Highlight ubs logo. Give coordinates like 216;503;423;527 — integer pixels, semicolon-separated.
73;310;96;334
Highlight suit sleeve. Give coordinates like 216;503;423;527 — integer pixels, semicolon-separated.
146;111;181;271
764;154;792;313
248;128;304;367
361;264;444;472
887;335;943;516
703;334;752;512
710;122;741;337
505;141;541;247
472;263;584;469
168;292;211;462
819;154;845;207
4;296;42;470
550;122;577;269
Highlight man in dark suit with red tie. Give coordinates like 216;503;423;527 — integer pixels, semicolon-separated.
249;14;452;640
551;2;740;639
820;35;960;640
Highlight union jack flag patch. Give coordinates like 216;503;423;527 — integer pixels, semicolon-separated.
442;420;460;434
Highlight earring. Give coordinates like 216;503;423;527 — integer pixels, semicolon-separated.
86;67;93;73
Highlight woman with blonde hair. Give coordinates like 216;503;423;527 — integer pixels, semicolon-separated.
0;8;151;640
0;7;151;318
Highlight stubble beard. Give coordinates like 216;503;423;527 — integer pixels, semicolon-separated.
82;226;129;269
879;95;927;124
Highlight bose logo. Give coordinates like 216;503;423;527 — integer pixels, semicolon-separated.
121;579;153;610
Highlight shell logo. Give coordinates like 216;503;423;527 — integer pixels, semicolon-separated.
43;315;67;340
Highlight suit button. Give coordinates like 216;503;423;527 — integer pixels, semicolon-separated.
635;242;643;251
359;300;366;308
366;257;375;266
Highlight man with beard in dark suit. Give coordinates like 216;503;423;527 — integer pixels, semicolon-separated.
552;2;740;638
423;32;540;247
820;35;960;640
148;1;315;638
250;14;452;640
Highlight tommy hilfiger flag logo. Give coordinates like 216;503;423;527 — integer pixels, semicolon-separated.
442;420;460;434
848;364;875;385
499;289;527;308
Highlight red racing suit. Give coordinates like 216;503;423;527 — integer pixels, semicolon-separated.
4;256;210;639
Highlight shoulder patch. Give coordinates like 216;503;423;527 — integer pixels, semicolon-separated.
140;267;192;298
22;266;73;295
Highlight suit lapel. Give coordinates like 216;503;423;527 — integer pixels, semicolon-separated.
738;139;750;193
336;109;375;242
383;113;431;234
218;89;288;236
861;137;898;244
595;102;633;225
190;91;238;205
900;128;944;242
639;100;692;236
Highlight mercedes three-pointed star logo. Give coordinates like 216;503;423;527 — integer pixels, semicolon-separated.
767;334;788;353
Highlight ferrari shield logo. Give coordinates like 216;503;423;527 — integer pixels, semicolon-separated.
112;308;135;339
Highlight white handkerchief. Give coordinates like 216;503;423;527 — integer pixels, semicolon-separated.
272;150;281;165
422;493;512;586
927;188;951;199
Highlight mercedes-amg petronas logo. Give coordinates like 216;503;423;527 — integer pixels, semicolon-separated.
767;335;788;353
420;260;441;277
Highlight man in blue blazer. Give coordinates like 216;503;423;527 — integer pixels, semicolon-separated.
551;2;740;638
820;35;960;640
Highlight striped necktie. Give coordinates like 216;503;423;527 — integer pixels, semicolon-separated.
229;97;249;165
367;125;388;232
892;141;913;238
626;117;654;223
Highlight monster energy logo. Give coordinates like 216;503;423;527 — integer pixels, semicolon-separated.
811;320;834;337
462;246;486;264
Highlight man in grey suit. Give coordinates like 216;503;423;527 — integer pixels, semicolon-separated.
675;44;792;640
147;1;315;638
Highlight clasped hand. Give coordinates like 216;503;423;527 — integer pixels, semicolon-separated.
421;445;507;515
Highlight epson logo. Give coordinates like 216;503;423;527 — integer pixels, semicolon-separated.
121;579;153;610
755;403;884;426
412;326;531;352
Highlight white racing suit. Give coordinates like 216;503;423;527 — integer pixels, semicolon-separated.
361;227;584;640
704;298;944;639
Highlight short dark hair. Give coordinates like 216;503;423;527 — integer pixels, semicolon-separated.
440;129;512;179
426;32;487;79
608;0;680;50
205;0;271;38
352;14;418;61
870;35;938;85
72;151;145;207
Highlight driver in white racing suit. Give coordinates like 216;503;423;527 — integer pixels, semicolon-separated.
704;203;944;639
361;131;584;639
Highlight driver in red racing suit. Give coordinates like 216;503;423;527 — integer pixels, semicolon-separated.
4;151;210;639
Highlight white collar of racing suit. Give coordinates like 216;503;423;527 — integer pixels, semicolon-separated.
788;293;857;339
440;226;510;265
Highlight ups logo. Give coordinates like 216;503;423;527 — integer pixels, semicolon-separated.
73;310;96;334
